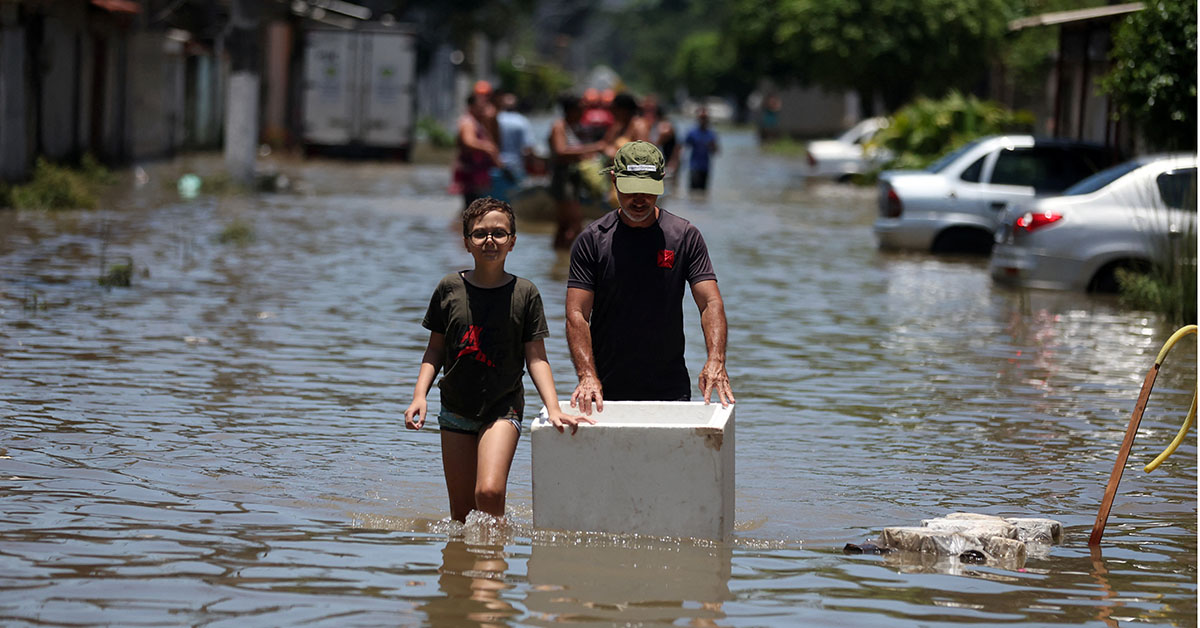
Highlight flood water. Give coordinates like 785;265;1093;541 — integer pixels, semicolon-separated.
1;129;1195;626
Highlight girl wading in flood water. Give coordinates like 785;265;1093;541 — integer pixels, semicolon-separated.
404;198;591;522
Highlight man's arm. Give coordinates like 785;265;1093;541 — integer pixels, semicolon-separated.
551;121;604;159
691;279;735;406
565;286;603;414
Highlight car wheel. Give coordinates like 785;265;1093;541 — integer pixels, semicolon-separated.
1088;259;1152;293
930;228;994;256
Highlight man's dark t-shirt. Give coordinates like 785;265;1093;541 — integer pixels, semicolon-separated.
423;272;549;419
567;209;716;400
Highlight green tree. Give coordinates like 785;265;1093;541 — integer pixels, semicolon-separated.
592;0;733;98
872;91;1034;169
728;0;1014;113
672;30;758;108
1100;0;1198;151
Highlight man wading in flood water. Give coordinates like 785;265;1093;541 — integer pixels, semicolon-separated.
564;141;735;411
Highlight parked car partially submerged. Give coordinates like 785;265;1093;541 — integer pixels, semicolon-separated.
990;154;1197;292
806;117;891;181
873;136;1119;254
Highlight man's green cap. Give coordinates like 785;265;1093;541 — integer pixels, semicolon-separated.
603;140;665;195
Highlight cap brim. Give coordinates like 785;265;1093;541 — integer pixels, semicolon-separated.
614;176;664;195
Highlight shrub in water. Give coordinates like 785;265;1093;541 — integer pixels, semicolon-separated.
217;220;256;245
99;262;132;288
9;158;100;210
417;116;455;149
871;92;1034;171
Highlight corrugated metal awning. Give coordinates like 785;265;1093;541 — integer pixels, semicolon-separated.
1008;2;1142;31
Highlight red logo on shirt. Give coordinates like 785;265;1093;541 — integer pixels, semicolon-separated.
456;325;495;367
657;249;675;269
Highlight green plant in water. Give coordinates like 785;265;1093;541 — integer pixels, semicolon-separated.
217;219;256;245
8;158;100;210
80;153;116;186
760;137;808;157
870;91;1034;170
1116;174;1197;324
417;116;455;149
99;262;133;288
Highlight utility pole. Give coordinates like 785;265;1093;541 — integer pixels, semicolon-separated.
224;0;260;184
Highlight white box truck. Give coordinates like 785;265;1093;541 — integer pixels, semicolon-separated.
302;25;416;158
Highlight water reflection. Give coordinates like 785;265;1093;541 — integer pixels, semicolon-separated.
421;541;518;627
1088;545;1122;628
524;539;731;626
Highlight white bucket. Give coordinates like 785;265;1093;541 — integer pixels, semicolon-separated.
531;401;735;540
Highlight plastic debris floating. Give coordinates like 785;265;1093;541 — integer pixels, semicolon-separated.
846;512;1063;571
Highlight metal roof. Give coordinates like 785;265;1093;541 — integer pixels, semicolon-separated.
1008;2;1143;31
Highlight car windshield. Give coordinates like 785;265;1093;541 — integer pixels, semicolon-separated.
837;120;875;144
925;138;985;173
1061;159;1147;195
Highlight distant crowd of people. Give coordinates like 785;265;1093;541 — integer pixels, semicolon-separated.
451;81;720;250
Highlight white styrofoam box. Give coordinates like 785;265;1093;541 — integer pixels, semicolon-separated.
531;401;735;540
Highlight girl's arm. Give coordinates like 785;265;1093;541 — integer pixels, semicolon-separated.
405;332;445;429
525;339;595;434
458;117;500;164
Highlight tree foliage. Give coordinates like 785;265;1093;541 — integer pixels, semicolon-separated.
671;31;757;102
872;92;1035;169
1099;0;1198;151
591;0;743;99
727;0;1014;112
495;59;574;110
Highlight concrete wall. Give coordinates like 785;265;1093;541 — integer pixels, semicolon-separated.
0;24;30;180
769;82;860;138
39;13;84;160
0;1;229;181
127;31;187;160
263;21;291;147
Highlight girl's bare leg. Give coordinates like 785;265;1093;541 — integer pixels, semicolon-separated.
473;420;521;518
441;430;479;522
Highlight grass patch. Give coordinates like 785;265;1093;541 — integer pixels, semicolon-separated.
1117;186;1197;324
417;116;455;149
217;219;256;245
99;262;133;288
760;137;808;157
1117;239;1197;325
7;157;108;210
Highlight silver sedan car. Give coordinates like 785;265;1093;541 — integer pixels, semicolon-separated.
874;135;1117;255
990;154;1197;292
805;117;891;181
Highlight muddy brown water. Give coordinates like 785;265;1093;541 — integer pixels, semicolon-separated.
1;131;1195;626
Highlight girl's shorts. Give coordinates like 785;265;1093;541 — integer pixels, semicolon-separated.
438;409;522;436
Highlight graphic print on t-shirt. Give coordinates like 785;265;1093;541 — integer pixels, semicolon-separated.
657;249;675;269
455;325;496;367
